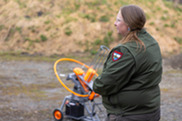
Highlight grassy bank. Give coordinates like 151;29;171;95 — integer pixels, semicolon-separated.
0;51;95;62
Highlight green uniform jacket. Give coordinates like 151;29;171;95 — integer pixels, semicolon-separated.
93;29;162;116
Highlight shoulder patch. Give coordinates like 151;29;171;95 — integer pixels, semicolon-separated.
112;50;123;61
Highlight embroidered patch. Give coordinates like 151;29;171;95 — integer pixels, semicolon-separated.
112;50;123;61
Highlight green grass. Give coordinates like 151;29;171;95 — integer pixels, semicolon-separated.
25;37;40;43
91;31;113;50
46;26;51;31
28;26;37;33
174;37;182;44
163;0;173;8
145;13;151;20
156;6;162;11
80;13;96;22
94;39;102;45
44;20;51;24
163;0;182;12
1;0;182;58
149;22;155;25
0;25;4;31
90;50;98;55
163;10;169;14
163;69;182;75
161;88;169;92
40;34;48;42
118;0;129;5
156;27;160;31
64;27;72;36
63;17;78;24
56;14;61;18
164;23;169;27
15;27;22;33
85;1;101;8
99;15;110;22
25;35;45;47
161;16;169;21
103;31;114;46
15;0;27;8
170;22;176;28
1;82;53;100
0;51;95;63
146;0;157;3
74;2;81;10
0;51;59;62
61;1;81;15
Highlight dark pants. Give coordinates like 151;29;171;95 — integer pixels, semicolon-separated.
105;108;160;121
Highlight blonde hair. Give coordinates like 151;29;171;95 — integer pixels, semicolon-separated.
120;5;146;50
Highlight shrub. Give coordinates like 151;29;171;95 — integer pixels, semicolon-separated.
164;24;169;27
25;37;31;41
170;23;175;28
99;15;110;22
0;25;4;31
156;27;159;31
74;3;80;10
46;26;51;31
85;1;100;8
64;27;72;36
157;7;162;11
28;26;36;33
107;31;113;38
15;0;26;8
85;40;89;51
56;14;61;18
29;40;34;47
15;27;22;33
161;16;168;21
162;0;173;8
40;35;47;42
63;17;77;24
101;0;107;4
149;22;155;25
44;20;51;24
94;39;102;45
103;36;109;46
90;50;97;55
164;10;168;14
25;37;41;43
145;13;150;20
35;39;40;43
148;0;157;3
174;37;182;44
83;14;96;22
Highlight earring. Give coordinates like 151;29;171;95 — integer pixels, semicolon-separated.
128;27;130;31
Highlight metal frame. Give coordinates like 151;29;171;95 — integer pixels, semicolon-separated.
54;45;109;121
59;95;105;121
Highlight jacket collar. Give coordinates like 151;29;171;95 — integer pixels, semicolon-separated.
138;28;147;34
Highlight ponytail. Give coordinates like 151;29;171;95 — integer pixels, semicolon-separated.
121;30;146;51
120;5;146;50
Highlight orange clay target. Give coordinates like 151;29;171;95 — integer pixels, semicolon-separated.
54;58;98;97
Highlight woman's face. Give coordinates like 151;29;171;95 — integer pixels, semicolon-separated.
114;11;129;36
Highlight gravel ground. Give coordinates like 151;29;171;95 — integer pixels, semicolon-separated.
0;58;181;121
160;60;182;121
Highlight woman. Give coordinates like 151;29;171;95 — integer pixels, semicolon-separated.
93;5;162;121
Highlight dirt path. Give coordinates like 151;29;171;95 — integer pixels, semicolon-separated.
0;59;182;121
